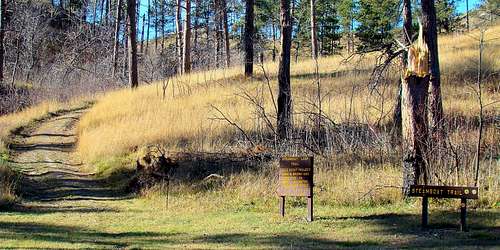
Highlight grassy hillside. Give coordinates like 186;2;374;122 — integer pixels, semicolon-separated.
73;26;500;207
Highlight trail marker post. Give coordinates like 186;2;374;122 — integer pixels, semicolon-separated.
277;156;314;222
409;185;478;231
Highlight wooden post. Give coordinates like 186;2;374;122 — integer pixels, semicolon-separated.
422;196;429;229
280;196;285;217
307;196;313;222
460;198;467;232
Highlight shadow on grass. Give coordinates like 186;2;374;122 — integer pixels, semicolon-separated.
192;233;379;249
0;221;179;249
291;69;371;80
6;204;121;214
328;210;500;248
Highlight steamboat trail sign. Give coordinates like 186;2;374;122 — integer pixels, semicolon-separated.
409;185;479;231
277;156;314;222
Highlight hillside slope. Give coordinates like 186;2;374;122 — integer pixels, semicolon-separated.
77;26;500;164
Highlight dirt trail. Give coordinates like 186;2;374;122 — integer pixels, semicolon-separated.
8;108;121;203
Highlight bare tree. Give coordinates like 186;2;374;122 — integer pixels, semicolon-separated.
112;0;122;78
182;0;192;74
277;0;292;139
244;0;254;77
310;0;318;60
422;0;444;140
127;0;138;88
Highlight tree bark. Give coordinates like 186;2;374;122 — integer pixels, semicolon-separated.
127;0;138;88
140;14;145;53
194;0;201;57
182;0;191;74
221;0;230;67
155;0;158;51
176;0;183;73
244;0;254;76
277;0;293;139
145;0;150;55
92;0;98;34
393;0;413;138
272;22;277;62
112;0;122;78
0;0;5;86
402;75;429;195
310;0;318;60
401;24;430;196
214;0;222;67
422;0;444;140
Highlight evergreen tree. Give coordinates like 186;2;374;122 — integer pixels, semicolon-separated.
355;0;399;52
435;0;456;32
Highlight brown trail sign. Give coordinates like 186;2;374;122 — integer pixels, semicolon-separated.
409;185;479;231
277;156;314;222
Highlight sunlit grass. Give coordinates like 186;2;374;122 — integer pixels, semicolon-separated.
77;26;499;164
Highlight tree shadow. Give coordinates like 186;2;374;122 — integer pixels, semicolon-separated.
0;221;180;248
192;232;379;249
18;174;131;202
8;142;76;153
291;68;371;80
6;204;120;214
327;210;500;248
168;151;273;187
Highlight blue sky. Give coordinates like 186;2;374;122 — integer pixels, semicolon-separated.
456;0;482;14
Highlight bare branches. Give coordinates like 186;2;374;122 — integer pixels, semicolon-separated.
209;104;256;147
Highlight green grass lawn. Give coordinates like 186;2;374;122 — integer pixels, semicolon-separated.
0;196;498;249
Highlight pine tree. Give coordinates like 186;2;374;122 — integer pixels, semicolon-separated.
356;0;399;52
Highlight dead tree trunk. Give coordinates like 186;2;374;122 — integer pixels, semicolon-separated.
0;0;5;86
310;0;318;60
277;0;293;140
422;0;444;140
127;0;138;88
401;25;430;196
392;0;413;138
244;0;254;76
221;0;230;67
182;0;191;74
112;0;122;78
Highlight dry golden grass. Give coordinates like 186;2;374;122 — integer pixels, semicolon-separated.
77;26;500;164
0;101;65;152
0;163;17;208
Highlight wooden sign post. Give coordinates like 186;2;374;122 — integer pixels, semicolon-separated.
277;156;314;222
409;185;479;231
